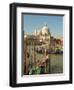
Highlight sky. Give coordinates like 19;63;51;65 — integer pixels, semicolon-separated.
22;14;63;38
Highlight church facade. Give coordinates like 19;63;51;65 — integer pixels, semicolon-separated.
24;24;63;51
33;24;51;46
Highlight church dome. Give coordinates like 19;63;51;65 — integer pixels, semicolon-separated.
41;24;50;35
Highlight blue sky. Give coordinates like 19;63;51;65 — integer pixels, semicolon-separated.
22;14;63;38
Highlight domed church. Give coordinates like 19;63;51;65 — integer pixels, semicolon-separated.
41;24;50;35
34;24;51;45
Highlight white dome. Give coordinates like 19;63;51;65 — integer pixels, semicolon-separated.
41;24;50;35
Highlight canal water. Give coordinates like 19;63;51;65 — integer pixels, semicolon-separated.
50;54;63;74
29;54;63;75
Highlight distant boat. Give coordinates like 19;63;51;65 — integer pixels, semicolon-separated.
47;49;63;54
54;49;63;54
